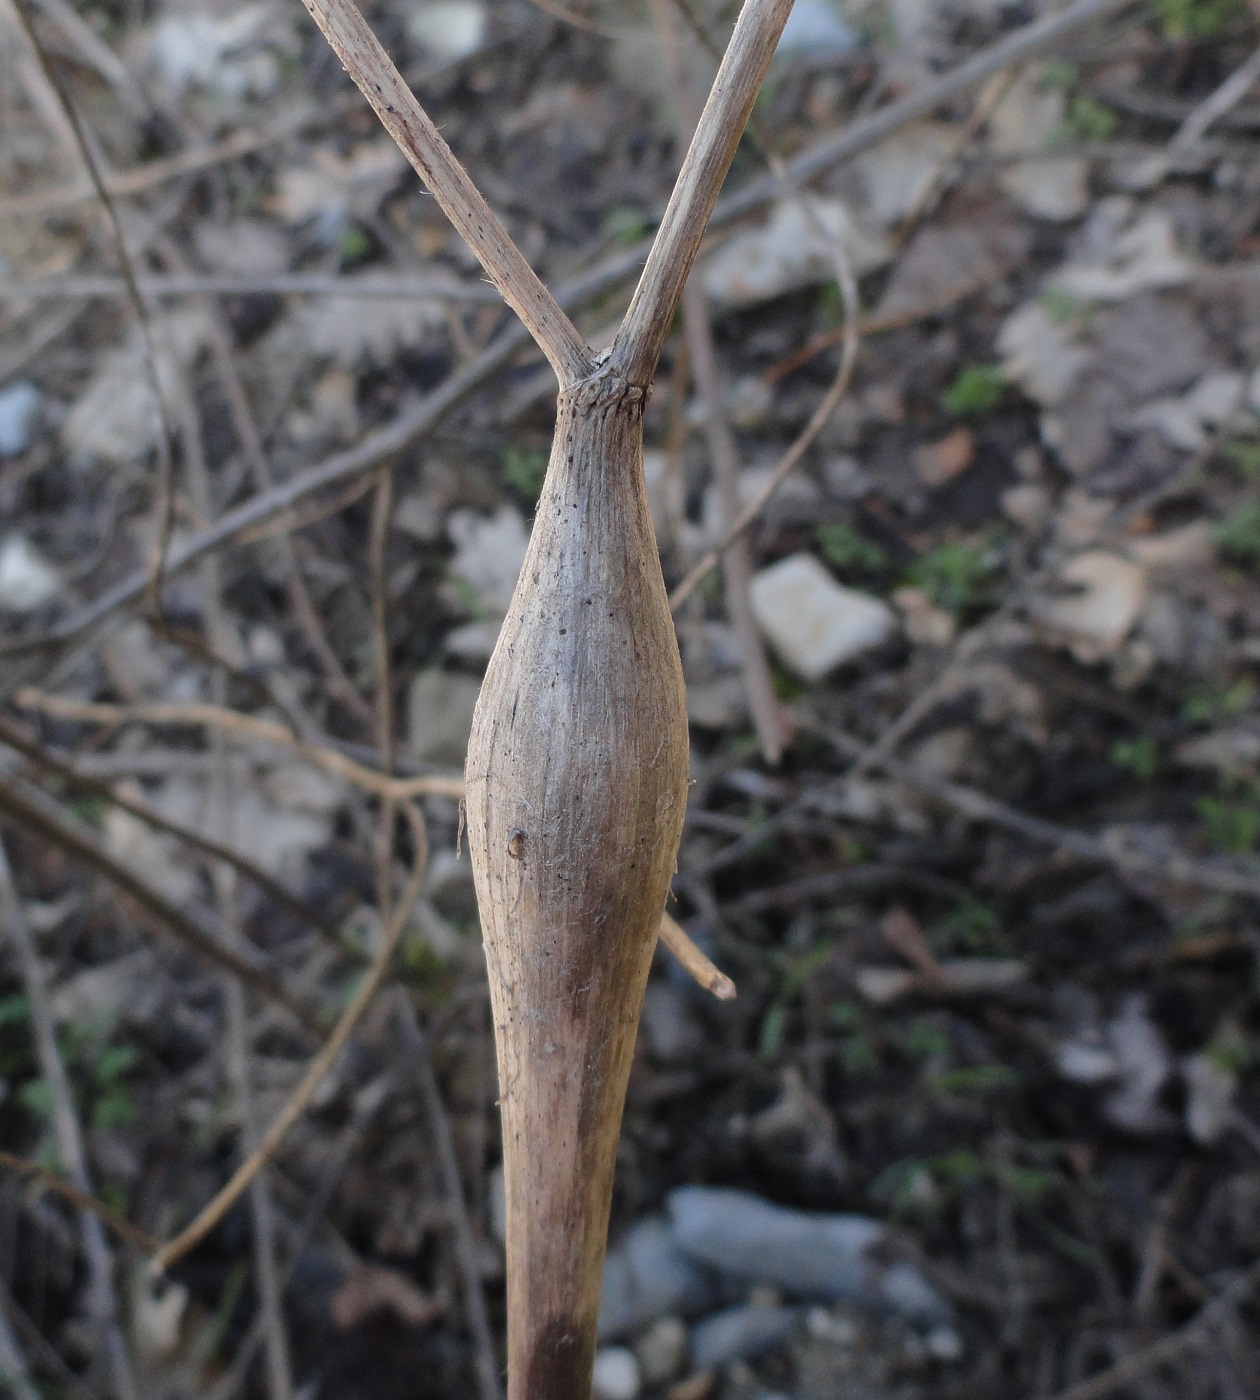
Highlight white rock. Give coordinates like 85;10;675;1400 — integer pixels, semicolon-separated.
104;807;198;906
50;951;158;1028
406;2;486;62
703;199;890;309
592;1346;641;1400
749;554;896;681
690;1304;798;1371
0;536;60;612
599;1218;720;1340
634;1316;688;1385
1055;1039;1118;1084
776;0;859;58
857;123;962;228
1103;995;1174;1134
667;1187;950;1322
0;380;40;456
989;70;1088;222
1182;1052;1236;1146
1176;727;1260;782
447;505;530;615
406;669;482;763
998;302;1091;407
1036;551;1147;663
926;1324;965;1362
152;768;334;880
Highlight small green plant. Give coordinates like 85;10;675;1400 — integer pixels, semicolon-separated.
930;1063;1020;1096
603;206;651;246
1111;735;1159;779
816;523;889;577
1204;1023;1253;1075
1221;439;1260;480
871;1147;1057;1217
12;1013;139;1134
1182;677;1254;726
338;225;371;261
758;940;840;1061
1215;500;1260;569
1040;286;1093;327
1039;59;1079;90
502;445;548;500
933;900;1002;954
1062;95;1117;142
905;539;998;614
902;1015;951;1064
943;364;1007;418
1154;0;1244;40
828;998;879;1076
1197;789;1260;855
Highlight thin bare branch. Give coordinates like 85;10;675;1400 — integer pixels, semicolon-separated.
670;199;860;610
12;691;465;800
394;994;505;1400
297;0;592;386
611;0;794;386
9;0;180;617
0;711;345;948
0;0;1137;669
0;835;141;1400
0;773;325;1031
150;802;429;1274
0;1150;159;1253
812;723;1260;901
0;272;504;301
659;912;736;1000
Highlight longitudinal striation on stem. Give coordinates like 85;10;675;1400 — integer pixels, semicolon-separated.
292;1;795;1396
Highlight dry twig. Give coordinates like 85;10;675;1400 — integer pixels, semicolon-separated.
0;834;141;1400
150;802;429;1274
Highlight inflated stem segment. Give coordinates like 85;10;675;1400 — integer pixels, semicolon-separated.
464;364;689;1397
295;0;794;1395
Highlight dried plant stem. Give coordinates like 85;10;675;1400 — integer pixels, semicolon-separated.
394;994;505;1400
0;835;141;1400
12;690;464;800
654;0;790;764
0;772;324;1030
150;803;429;1275
0;1149;159;1252
0;711;344;946
296;0;591;386
293;8;796;1392
225;980;295;1400
658;913;735;1000
0;1289;38;1400
611;0;795;385
669;227;860;610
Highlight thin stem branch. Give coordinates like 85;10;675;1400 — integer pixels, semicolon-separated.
0;773;325;1031
0;834;141;1400
611;0;795;386
150;803;429;1274
394;994;505;1400
297;0;592;386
